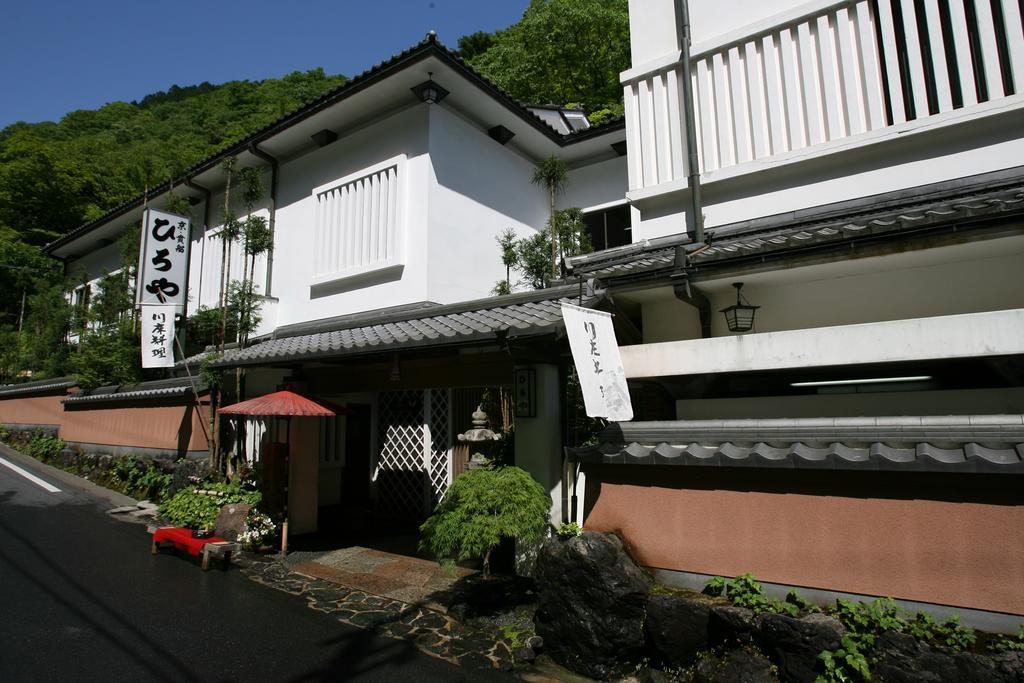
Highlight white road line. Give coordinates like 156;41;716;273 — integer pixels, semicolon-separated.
0;456;62;493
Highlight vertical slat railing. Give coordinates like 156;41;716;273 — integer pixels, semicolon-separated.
624;0;1022;192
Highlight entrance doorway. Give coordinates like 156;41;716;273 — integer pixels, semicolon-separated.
342;404;372;510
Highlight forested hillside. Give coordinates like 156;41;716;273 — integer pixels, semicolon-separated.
0;0;629;384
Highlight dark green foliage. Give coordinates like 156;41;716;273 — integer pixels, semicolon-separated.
25;432;65;462
555;521;582;538
515;231;554;289
419;466;551;577
457;31;497;60
991;626;1024;652
703;573;799;616
467;0;630;112
160;480;261;529
107;457;174;502
818;635;871;682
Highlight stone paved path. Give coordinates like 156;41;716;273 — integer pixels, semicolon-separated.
237;553;517;671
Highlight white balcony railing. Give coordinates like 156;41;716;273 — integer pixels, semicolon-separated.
624;0;1024;191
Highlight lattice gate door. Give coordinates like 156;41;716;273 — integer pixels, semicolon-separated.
376;389;452;519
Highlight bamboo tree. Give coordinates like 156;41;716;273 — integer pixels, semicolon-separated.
217;156;239;351
530;155;568;279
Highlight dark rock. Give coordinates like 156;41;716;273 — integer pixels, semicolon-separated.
874;631;1020;683
526;635;543;651
710;606;758;646
754;612;843;683
534;531;652;679
991;651;1024;683
213;502;251;541
635;667;675;683
693;647;778;683
512;646;536;664
645;591;713;667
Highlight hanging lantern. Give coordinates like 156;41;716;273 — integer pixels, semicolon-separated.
720;282;759;332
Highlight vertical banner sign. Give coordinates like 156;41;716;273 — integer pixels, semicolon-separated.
136;208;191;312
561;303;633;422
141;305;176;368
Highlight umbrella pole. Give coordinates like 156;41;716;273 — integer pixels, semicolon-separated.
281;416;291;556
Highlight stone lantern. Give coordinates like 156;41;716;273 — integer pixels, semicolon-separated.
457;404;502;469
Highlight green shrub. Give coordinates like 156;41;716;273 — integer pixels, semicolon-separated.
704;573;798;616
160;481;261;529
818;634;871;682
108;457;174;503
26;432;65;462
419;466;551;577
991;626;1024;653
0;424;9;443
555;521;582;538
907;612;976;651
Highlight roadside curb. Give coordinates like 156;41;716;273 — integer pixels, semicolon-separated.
0;442;138;509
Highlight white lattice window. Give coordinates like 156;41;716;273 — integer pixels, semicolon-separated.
312;155;405;287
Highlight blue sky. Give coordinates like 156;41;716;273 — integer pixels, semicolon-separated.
0;0;530;129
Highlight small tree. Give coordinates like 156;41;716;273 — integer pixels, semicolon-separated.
419;466;551;577
531;155;569;277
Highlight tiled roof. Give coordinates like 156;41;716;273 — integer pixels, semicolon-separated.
0;377;78;399
210;284;601;369
45;34;624;255
567;416;1024;474
566;167;1024;282
64;377;207;406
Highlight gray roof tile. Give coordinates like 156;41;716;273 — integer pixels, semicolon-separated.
64;377;207;406
0;377;78;399
568;416;1024;474
211;284;600;369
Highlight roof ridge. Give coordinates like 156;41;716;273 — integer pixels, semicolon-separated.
275;284;590;339
45;34;624;255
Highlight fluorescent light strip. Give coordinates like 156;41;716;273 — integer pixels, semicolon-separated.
790;376;932;388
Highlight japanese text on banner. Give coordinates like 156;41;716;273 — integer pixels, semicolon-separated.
561;303;633;422
141;305;176;369
136;208;191;312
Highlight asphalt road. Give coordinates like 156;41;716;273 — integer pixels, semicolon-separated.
0;447;510;683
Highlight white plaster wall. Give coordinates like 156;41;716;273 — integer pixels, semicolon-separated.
623;308;1024;378
641;297;702;344
676;388;1024;420
627;0;679;67
627;0;812;65
561;156;628;211
632;108;1024;241
271;106;431;327
425;105;549;303
514;364;564;527
701;244;1024;337
689;0;811;46
66;243;123;288
636;239;1024;344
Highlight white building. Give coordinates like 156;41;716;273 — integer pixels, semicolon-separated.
565;0;1024;627
43;35;626;534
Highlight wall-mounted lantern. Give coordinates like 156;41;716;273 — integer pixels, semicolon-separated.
720;282;759;332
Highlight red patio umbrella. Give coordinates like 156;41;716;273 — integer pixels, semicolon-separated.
219;390;350;553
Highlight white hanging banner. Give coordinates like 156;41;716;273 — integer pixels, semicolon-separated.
561;303;633;422
141;304;176;368
136;208;191;312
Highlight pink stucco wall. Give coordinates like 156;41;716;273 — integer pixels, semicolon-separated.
582;464;1024;615
62;401;210;452
0;393;68;427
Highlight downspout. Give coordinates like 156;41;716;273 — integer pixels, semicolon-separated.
248;143;279;297
675;0;704;244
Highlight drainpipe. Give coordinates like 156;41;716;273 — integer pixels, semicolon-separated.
248;143;279;296
675;0;704;244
